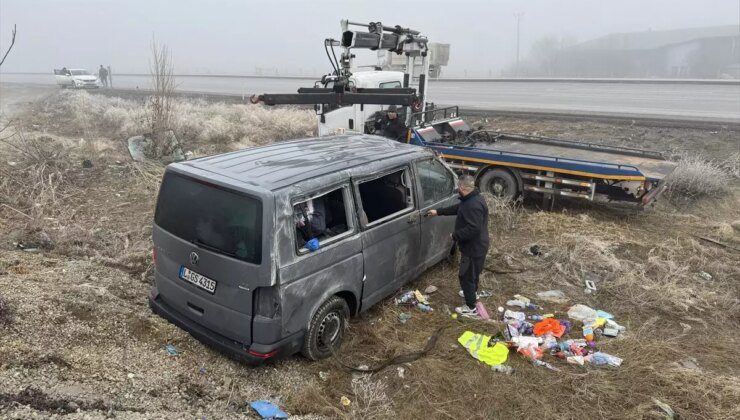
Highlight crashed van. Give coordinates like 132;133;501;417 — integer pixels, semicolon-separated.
149;135;458;362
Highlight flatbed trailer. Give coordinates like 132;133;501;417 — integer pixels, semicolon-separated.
410;107;676;206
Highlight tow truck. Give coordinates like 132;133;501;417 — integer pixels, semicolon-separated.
250;20;676;207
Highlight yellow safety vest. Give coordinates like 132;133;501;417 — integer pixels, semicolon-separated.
458;331;509;366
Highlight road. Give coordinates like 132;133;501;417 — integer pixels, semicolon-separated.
2;73;739;123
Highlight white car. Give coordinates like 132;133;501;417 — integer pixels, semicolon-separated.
54;68;99;89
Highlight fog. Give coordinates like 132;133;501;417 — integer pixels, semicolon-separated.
1;0;738;77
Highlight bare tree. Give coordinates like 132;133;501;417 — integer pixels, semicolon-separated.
0;24;17;67
148;37;176;156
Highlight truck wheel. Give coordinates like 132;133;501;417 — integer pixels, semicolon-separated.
301;296;349;360
478;168;518;200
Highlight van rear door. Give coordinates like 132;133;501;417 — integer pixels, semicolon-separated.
152;171;271;346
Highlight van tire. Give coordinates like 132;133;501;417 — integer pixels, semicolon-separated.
478;168;518;200
302;296;350;360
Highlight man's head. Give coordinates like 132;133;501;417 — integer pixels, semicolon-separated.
100;65;103;68
457;174;476;197
387;105;398;120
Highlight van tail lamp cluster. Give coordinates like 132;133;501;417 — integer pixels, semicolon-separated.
248;349;278;359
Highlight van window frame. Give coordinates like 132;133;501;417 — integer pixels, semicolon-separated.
353;165;416;230
291;183;356;256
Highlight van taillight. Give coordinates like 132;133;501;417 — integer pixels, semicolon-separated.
152;247;157;265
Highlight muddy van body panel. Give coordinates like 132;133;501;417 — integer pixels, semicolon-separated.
150;135;449;362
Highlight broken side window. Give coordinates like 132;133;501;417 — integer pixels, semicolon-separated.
293;186;351;251
416;159;456;206
357;168;414;225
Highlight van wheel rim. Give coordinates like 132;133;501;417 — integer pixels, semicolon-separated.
318;312;341;349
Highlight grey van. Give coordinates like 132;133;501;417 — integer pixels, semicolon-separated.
149;134;458;362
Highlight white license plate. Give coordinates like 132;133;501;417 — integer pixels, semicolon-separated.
179;266;217;294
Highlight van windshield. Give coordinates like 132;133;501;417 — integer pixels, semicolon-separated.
155;172;262;264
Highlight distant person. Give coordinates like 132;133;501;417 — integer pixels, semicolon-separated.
376;105;408;142
61;67;70;75
98;65;109;87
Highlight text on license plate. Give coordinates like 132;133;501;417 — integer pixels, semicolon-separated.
179;266;217;294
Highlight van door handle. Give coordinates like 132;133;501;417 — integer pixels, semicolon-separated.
407;214;419;225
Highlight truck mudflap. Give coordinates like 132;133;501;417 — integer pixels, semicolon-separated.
149;287;302;364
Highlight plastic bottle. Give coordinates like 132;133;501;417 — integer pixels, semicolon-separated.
492;364;514;374
416;303;433;312
583;325;594;342
528;314;544;321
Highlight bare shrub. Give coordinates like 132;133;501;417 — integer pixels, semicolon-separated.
348;375;394;420
667;154;731;199
147;38;176;157
483;193;523;233
0;129;73;221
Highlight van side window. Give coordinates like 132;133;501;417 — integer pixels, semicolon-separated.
416;159;456;206
357;168;414;225
294;187;351;250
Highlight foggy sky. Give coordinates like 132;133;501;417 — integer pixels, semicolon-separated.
1;0;739;77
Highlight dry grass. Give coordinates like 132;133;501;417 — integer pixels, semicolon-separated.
665;154;732;199
20;90;316;154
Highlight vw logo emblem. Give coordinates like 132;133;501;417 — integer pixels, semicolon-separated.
189;252;199;265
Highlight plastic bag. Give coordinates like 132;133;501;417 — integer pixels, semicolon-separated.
567;304;597;322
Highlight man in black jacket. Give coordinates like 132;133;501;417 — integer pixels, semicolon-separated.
426;174;489;317
376;105;408;142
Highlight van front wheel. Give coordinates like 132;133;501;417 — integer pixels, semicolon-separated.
302;296;349;360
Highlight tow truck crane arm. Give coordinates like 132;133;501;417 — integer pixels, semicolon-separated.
250;87;419;107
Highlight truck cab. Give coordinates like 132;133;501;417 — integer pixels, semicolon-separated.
317;71;405;136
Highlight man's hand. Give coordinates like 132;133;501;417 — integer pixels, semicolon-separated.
425;209;438;217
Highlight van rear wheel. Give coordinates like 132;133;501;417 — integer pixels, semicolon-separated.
302;296;349;360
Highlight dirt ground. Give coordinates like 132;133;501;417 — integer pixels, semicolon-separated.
0;88;738;419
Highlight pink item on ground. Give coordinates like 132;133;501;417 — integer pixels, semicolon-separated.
476;301;490;320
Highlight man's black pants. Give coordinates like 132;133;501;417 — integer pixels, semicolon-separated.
459;254;486;308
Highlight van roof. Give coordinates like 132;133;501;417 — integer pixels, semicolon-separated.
175;134;431;190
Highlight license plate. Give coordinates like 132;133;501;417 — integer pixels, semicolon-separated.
179;266;217;294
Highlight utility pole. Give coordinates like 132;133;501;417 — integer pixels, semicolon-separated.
514;12;524;77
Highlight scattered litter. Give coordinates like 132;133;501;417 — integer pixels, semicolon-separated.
319;371;329;381
566;355;585;366
652;398;675;419
533;319;566;338
398;313;412;323
587;352;623;367
595;310;613;319
127;129;185;163
528;245;542;256
395;290;433;313
424;285;438;294
567;304;597;322
249;400;288;419
680;322;692;333
536;290;568;303
677;357;701;371
414;290;429;305
451;313;458;320
491;364;514;374
458;331;509;366
584;279;597;294
602;327;619;337
165;344;178;356
504;310;526;322
340;396;351;407
475;301;490;320
416;303;433;313
497;306;504;313
532;359;560;371
697;271;712;281
82;159;93;168
397;366;405;378
517;345;544;360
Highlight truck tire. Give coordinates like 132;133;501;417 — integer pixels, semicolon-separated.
478;168;519;200
301;295;350;360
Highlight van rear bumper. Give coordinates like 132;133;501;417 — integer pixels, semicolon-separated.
148;288;302;364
